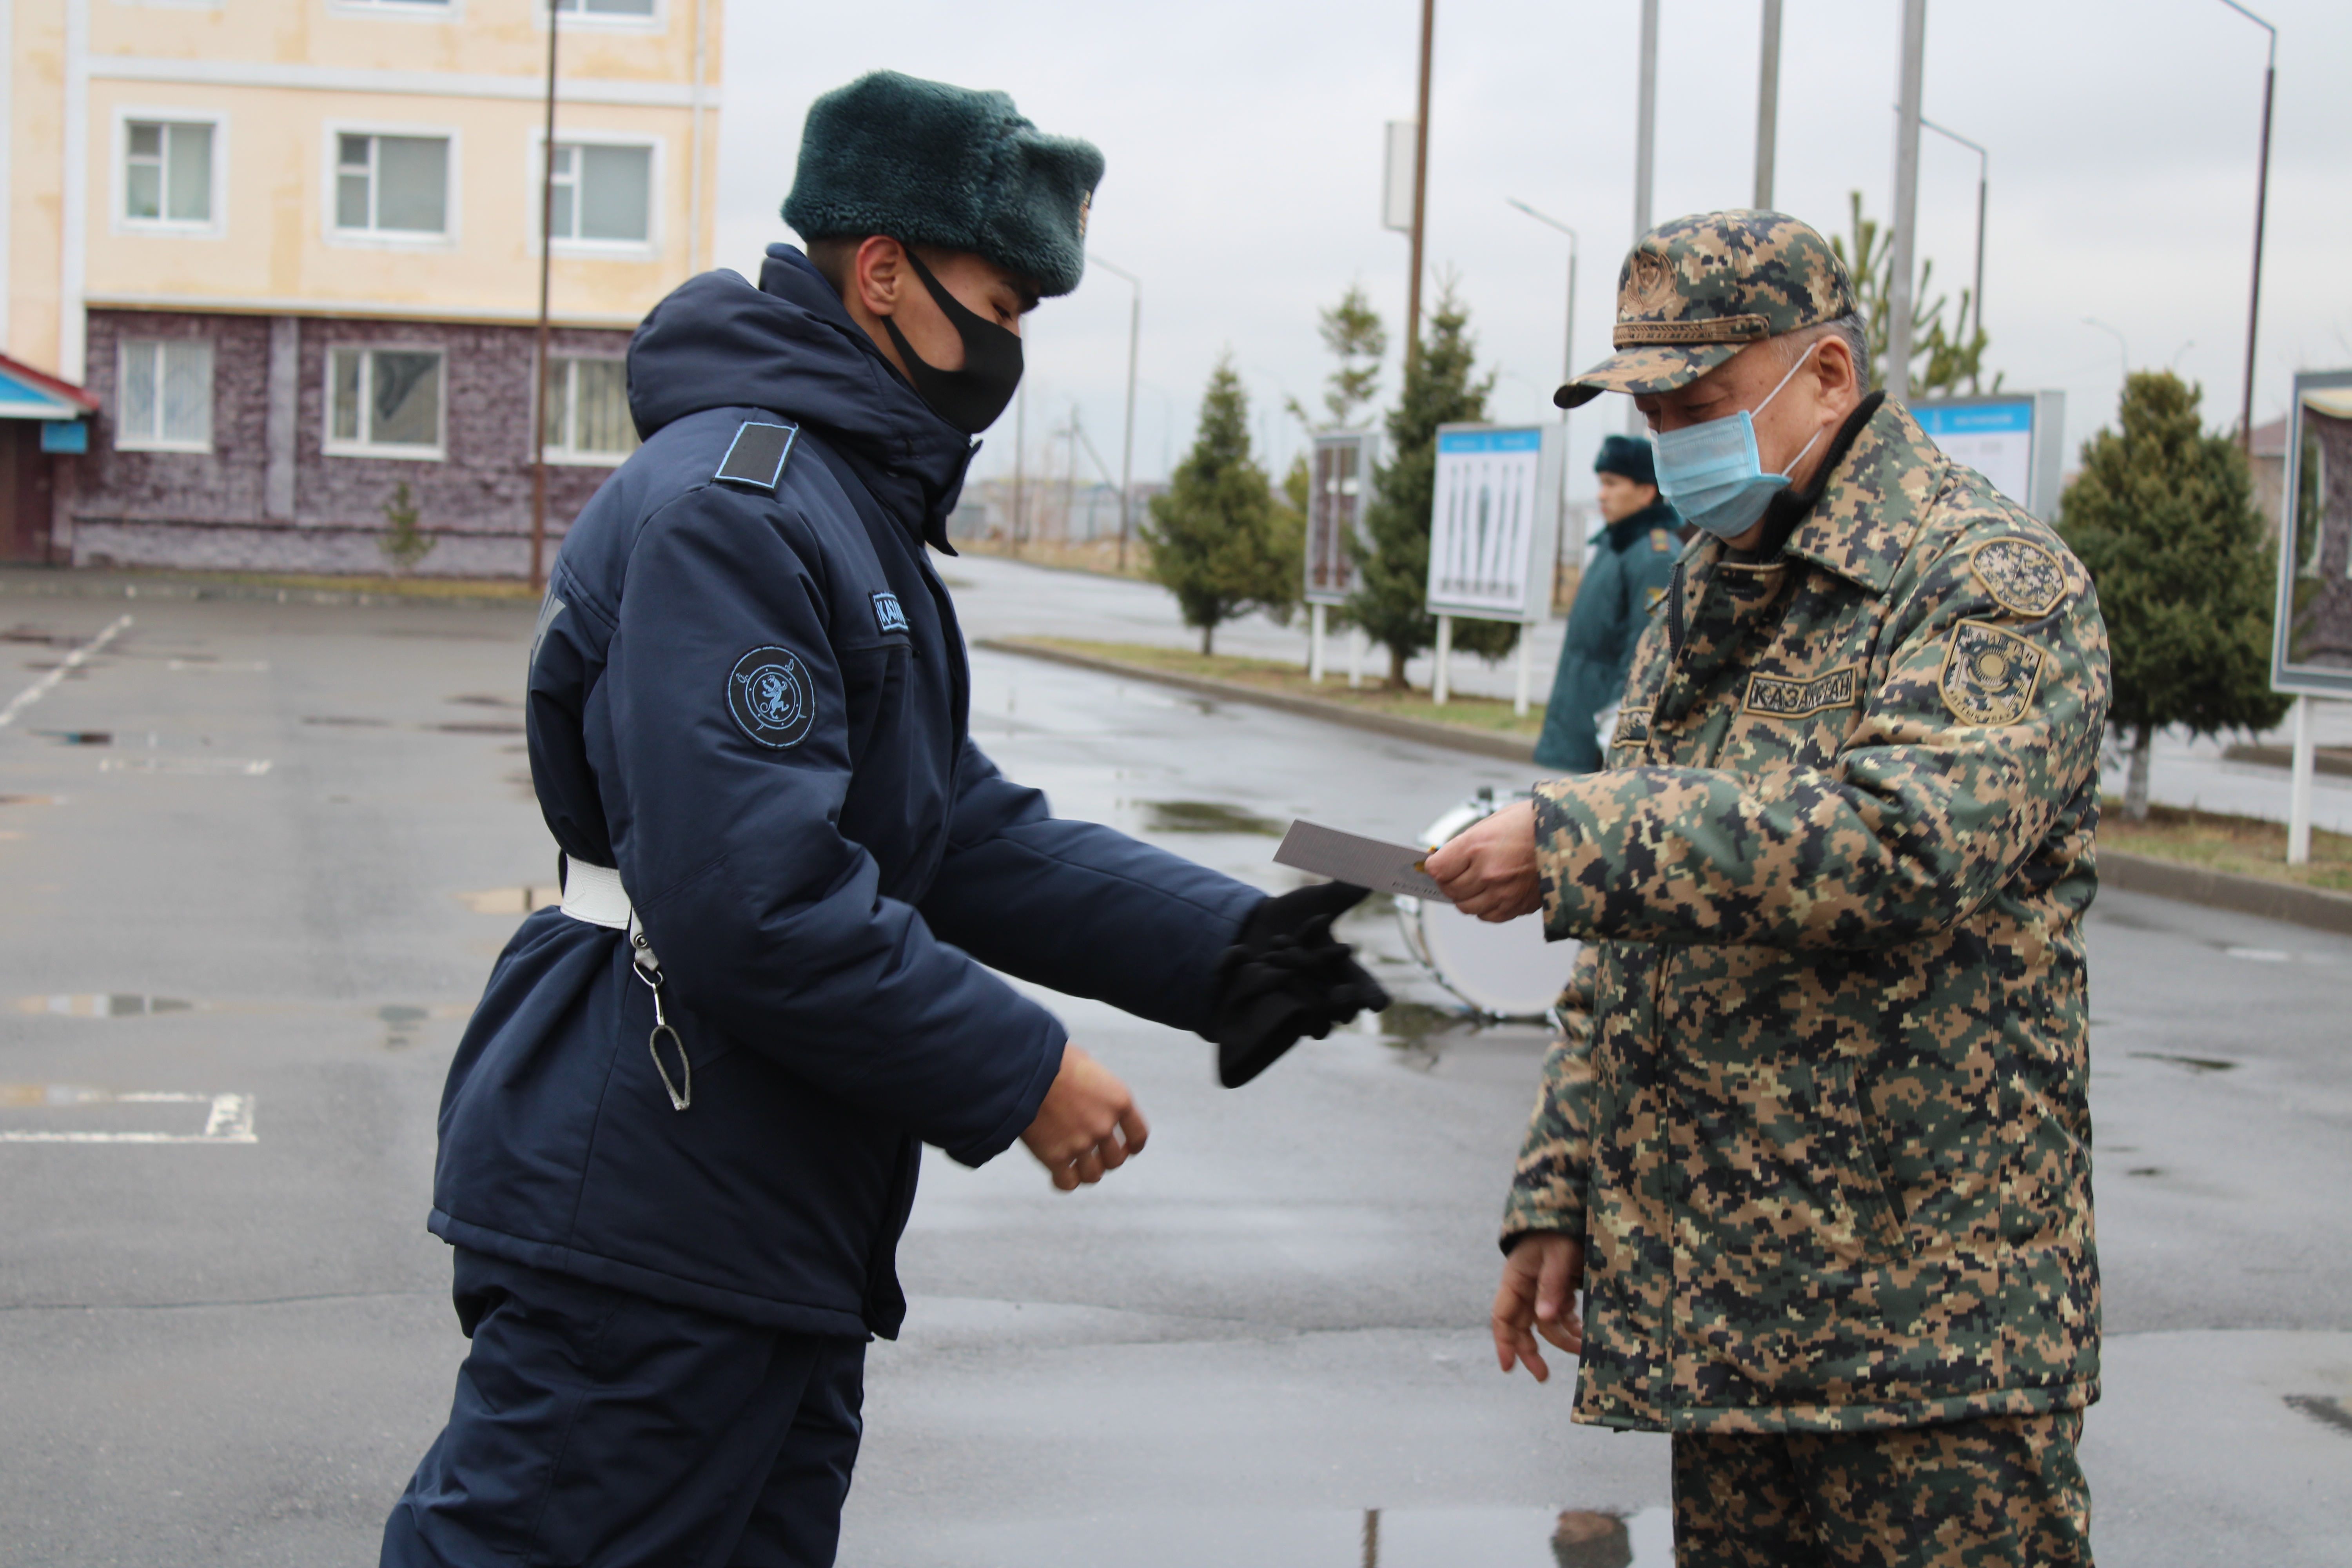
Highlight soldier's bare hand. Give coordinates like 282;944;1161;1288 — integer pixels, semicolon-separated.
1020;1045;1149;1192
1425;798;1544;922
1492;1231;1585;1382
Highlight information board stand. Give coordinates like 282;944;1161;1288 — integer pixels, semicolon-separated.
1304;430;1379;686
1422;423;1564;711
1913;391;2065;520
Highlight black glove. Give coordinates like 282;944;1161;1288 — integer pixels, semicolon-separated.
1209;881;1391;1088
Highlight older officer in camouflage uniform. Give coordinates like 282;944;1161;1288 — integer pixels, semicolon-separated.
1426;211;2110;1566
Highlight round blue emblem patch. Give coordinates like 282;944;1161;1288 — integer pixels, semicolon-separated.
726;646;817;748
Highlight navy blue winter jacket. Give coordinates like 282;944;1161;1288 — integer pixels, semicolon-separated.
428;246;1264;1339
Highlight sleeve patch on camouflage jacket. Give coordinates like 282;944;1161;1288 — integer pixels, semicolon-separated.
1940;620;2047;726
1612;706;1653;748
1743;664;1859;719
1969;537;2068;619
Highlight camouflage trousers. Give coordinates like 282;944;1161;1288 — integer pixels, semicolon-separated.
1670;1411;2090;1567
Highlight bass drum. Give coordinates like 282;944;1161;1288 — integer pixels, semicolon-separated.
1396;788;1579;1022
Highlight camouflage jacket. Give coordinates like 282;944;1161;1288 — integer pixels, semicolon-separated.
1502;399;2111;1435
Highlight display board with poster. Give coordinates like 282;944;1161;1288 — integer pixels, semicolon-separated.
2273;370;2352;699
1424;423;1563;625
1913;391;2066;521
1305;430;1379;607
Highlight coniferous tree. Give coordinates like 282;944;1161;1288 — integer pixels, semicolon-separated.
1143;358;1298;655
1287;284;1388;433
2058;370;2290;820
1345;278;1514;685
1828;190;1995;397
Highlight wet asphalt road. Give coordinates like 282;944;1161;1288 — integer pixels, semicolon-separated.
0;573;2346;1568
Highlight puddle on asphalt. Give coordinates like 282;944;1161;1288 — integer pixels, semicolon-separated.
0;626;76;647
435;721;527;736
2285;1394;2352;1438
380;1004;427;1049
303;715;392;728
14;994;194;1017
34;730;111;746
1136;800;1285;836
2127;1051;2238;1074
941;1506;1671;1567
448;694;523;709
456;886;561;915
99;757;272;776
2223;946;2293;963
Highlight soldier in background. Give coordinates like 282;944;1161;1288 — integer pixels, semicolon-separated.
1427;211;2110;1566
1532;435;1686;773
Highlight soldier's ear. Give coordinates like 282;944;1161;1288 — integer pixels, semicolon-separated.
850;236;909;320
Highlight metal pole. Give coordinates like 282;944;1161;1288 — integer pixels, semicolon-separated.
1885;0;1927;403
1089;257;1143;572
1406;0;1435;376
2215;0;2278;451
1630;0;1658;435
1507;198;1581;574
2083;317;2129;383
1920;117;1987;341
1011;375;1027;554
1754;0;1782;209
528;7;559;594
2287;694;2314;866
1432;613;1452;704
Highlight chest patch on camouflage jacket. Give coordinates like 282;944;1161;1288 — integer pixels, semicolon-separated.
1612;706;1654;748
1969;537;2067;619
1742;664;1859;720
1940;620;2047;725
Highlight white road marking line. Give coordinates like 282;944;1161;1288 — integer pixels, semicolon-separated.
0;615;134;730
97;757;273;776
0;1088;256;1144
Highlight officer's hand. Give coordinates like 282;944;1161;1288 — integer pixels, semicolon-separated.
1492;1231;1585;1383
1425;798;1544;923
1020;1045;1149;1192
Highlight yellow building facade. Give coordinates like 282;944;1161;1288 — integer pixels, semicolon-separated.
1;0;722;573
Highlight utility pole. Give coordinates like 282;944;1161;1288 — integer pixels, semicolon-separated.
1405;0;1435;376
1630;0;1659;436
528;6;560;594
2218;0;2276;452
1507;198;1579;577
1885;0;1927;403
1090;256;1143;571
1754;0;1782;209
1010;375;1027;555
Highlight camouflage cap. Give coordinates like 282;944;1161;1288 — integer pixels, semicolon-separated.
1555;210;1858;409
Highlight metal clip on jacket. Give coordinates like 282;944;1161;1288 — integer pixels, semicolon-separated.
560;856;692;1112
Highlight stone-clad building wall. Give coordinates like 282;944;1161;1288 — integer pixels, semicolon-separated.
69;309;633;576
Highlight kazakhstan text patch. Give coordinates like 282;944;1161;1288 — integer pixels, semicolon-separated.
1939;621;2046;726
1744;664;1860;720
871;591;909;636
727;646;817;748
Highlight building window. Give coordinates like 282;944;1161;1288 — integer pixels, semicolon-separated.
116;339;215;452
547;143;653;245
543;357;640;465
336;134;449;235
327;347;445;458
555;0;656;16
124;121;215;225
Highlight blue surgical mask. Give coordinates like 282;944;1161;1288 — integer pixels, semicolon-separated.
1650;341;1826;540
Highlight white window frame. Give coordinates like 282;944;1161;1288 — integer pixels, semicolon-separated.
323;344;448;461
113;337;217;454
540;355;639;467
323;122;460;250
112;109;227;238
327;0;460;20
540;0;663;34
528;129;662;260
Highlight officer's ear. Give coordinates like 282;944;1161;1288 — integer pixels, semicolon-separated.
847;236;911;321
1811;329;1861;405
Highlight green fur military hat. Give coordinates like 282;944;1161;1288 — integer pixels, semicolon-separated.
1555;209;1857;408
782;71;1103;299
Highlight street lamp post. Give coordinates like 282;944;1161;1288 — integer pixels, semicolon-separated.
1506;198;1581;597
1919;116;1987;343
2083;317;2131;384
1755;0;1783;209
1406;0;1435;374
1630;0;1658;436
2217;0;2276;452
1088;255;1142;572
1886;0;1927;403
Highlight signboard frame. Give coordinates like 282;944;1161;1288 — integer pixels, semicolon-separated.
1304;428;1379;608
1911;390;2066;521
2271;368;2352;700
1423;421;1563;626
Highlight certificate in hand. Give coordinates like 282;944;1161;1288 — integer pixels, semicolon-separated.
1272;820;1452;903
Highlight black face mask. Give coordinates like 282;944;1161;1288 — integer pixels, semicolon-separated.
878;249;1025;435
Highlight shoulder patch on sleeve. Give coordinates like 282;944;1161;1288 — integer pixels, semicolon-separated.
1968;536;2068;619
1650;528;1672;553
871;590;909;636
1940;620;2047;726
714;421;800;492
727;646;817;748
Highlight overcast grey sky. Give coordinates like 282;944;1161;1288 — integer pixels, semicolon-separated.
713;0;2350;501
